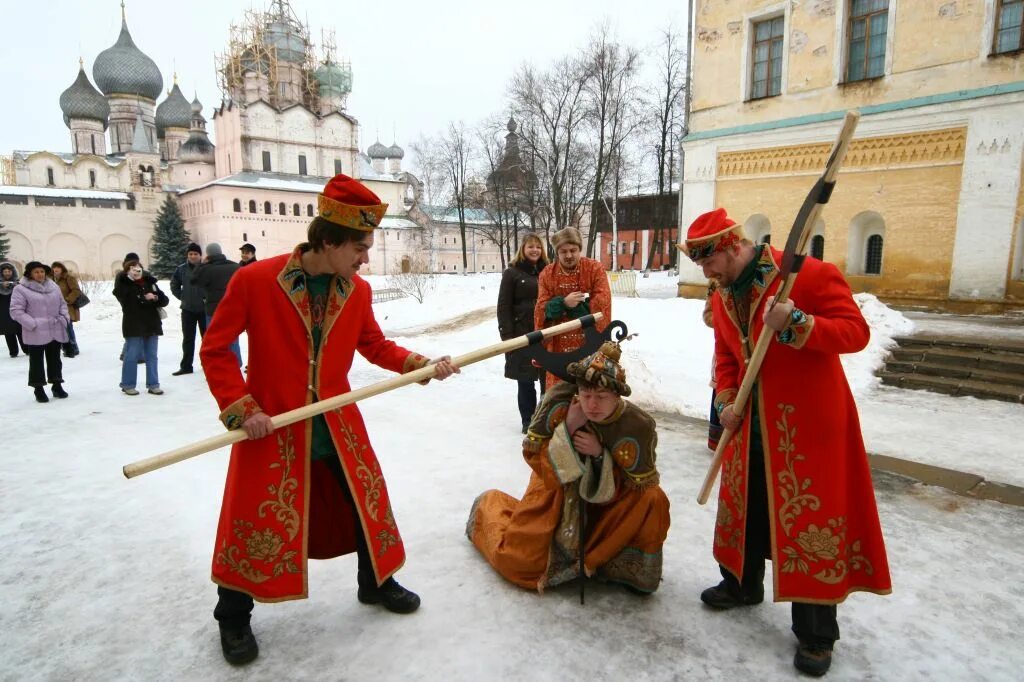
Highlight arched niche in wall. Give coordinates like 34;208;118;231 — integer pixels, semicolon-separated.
846;210;886;276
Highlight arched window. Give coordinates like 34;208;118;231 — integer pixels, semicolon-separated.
293;203;300;216
279;202;286;215
811;234;825;260
233;198;241;213
847;211;886;275
865;235;884;275
744;214;771;246
264;201;272;214
248;200;256;213
307;204;314;217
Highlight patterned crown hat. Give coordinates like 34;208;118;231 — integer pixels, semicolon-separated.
317;173;389;232
566;341;631;397
676;208;745;262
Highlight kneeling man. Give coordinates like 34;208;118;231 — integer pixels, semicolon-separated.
467;341;669;594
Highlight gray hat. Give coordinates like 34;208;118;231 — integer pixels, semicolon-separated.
206;243;223;257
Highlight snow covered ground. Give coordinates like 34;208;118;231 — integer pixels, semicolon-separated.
2;273;1023;680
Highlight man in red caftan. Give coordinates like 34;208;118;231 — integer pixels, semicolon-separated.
201;174;458;665
534;227;611;390
679;208;891;677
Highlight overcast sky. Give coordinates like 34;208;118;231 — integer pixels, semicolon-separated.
0;0;687;160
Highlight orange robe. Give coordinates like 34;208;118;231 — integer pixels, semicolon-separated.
711;246;891;604
201;246;430;602
467;383;670;593
534;257;611;389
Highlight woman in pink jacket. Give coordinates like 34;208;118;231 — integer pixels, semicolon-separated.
9;261;70;403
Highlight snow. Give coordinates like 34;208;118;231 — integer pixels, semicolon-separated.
0;185;130;200
2;273;1023;680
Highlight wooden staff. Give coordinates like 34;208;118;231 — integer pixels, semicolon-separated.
697;111;860;505
123;313;604;479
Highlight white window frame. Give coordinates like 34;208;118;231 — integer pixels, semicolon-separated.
833;0;898;86
742;3;790;102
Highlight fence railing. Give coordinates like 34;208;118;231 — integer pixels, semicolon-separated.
371;288;407;304
607;271;638;298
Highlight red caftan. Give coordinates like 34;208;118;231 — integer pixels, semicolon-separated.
534;257;612;389
201;246;430;602
711;246;891;604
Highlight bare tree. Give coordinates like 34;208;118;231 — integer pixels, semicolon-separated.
387;256;436;303
646;25;687;270
509;57;594;240
585;25;643;259
438;121;474;271
409;133;449;208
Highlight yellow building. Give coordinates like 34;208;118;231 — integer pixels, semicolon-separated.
679;0;1024;312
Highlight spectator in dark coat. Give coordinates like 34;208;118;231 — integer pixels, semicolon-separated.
9;261;70;402
239;243;257;266
170;242;207;375
193;243;242;366
496;233;549;432
114;259;169;395
0;261;26;357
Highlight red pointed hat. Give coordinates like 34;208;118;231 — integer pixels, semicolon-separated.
317;173;389;232
677;208;745;261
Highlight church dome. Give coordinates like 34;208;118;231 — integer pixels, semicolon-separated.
386;143;405;159
92;17;163;100
367;141;389;159
60;64;110;129
314;61;352;98
265;20;307;63
155;82;192;137
178;131;215;164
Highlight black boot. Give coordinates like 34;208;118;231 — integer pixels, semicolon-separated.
34;387;49;403
51;383;68;399
794;642;833;676
219;623;258;665
700;580;764;609
172;367;193;376
357;575;421;614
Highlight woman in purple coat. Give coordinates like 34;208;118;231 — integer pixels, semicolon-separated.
9;261;70;402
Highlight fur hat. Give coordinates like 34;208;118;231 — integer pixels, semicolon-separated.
187;242;202;255
551;227;583;250
317;173;387;231
677;208;746;262
23;261;47;277
567;341;631;397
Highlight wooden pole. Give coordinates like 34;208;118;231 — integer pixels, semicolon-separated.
697;112;860;505
123;313;604;479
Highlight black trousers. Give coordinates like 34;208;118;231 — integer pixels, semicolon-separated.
214;455;373;630
516;377;543;428
26;341;63;387
179;309;207;370
5;329;25;356
719;429;840;648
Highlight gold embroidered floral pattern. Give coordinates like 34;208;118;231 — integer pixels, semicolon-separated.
258;430;301;541
714;434;746;550
214;430;303;584
772;405;875;584
775;404;821;535
338;417;384;522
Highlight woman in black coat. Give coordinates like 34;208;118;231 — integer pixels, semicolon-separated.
497;233;549;432
113;259;169;396
0;261;26;357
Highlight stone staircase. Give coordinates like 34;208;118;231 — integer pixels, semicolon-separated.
879;336;1024;404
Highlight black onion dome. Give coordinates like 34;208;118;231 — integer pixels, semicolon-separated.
178;131;215;163
386;143;405;159
367;141;389;158
92;18;163;99
60;65;110;129
156;83;192;136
